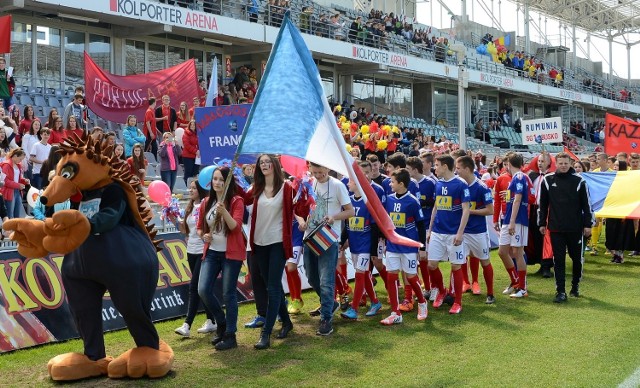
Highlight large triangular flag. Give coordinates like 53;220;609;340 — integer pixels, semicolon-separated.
236;13;419;248
0;15;11;54
205;56;218;106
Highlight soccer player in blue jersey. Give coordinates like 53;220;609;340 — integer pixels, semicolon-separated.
456;155;496;304
407;155;437;301
380;152;421;310
358;160;389;289
498;153;531;298
340;178;382;320
419;152;439;300
380;168;428;325
285;219;305;314
427;155;471;314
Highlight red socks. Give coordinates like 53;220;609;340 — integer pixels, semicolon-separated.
460;262;471;285
364;271;379;304
351;272;366;310
518;270;527;290
507;266;519;286
403;274;414;301
285;268;302;300
470;257;480;283
418;260;431;290
452;268;463;305
429;267;445;294
386;272;400;314
378;266;388;288
407;275;426;304
483;263;494;296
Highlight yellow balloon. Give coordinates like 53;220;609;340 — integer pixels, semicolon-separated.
360;125;370;135
377;139;388;150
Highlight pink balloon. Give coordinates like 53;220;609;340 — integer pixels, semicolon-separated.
148;180;171;206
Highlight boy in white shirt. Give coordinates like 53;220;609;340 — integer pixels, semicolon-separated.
29;128;52;190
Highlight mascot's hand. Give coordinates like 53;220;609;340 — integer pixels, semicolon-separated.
4;218;49;258
42;210;91;254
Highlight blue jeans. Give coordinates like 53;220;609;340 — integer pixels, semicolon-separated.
185;253;213;326
6;189;23;218
198;250;242;334
161;170;177;193
253;243;291;335
303;242;338;321
31;173;43;190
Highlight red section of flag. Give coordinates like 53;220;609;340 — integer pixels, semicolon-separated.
563;146;580;161
84;51;199;123
280;155;307;177
0;15;12;54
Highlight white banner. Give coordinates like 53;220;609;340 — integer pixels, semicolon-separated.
521;116;563;145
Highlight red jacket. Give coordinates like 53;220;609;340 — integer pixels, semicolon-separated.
197;195;246;261
1;161;27;201
492;172;512;223
182;128;199;159
246;182;311;259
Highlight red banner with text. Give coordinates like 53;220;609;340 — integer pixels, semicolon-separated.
84;52;200;124
605;113;640;156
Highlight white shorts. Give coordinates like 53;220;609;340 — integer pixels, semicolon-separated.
286;246;303;265
352;253;371;272
464;232;491;260
499;224;528;247
385;252;418;275
427;232;466;265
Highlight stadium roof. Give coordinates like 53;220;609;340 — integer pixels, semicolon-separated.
515;0;640;43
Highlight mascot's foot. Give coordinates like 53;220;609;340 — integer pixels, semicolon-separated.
108;340;174;379
47;352;112;381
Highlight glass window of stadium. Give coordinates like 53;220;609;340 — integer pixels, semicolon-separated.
319;70;334;101
36;27;61;91
189;50;204;80
126;40;146;75
434;87;458;127
353;75;412;116
148;43;166;72
168;46;186;68
64;31;85;89
11;22;32;88
89;34;111;75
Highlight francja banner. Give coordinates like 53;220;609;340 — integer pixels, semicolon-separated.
604;113;640;156
84;52;200;124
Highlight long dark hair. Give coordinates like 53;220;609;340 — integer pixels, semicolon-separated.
182;178;209;235
40;145;62;186
252;154;284;199
131;143;146;176
203;167;237;235
23;105;34;120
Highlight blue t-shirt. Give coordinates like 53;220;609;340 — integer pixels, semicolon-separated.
416;174;437;225
346;196;375;254
385;191;424;254
432;176;471;235
371;181;386;207
465;178;493;234
382;176;420;198
503;171;530;226
292;219;304;247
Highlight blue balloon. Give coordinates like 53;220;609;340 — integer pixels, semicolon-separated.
476;44;487;55
198;165;217;190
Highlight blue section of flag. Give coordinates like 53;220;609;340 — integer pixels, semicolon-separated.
582;172;616;212
237;12;325;158
205;56;218;107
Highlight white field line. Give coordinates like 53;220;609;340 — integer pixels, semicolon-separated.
619;366;640;388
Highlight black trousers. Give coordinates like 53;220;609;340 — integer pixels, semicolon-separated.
550;231;584;293
247;251;268;317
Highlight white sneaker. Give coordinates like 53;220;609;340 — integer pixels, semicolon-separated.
429;288;438;302
380;312;403;325
509;289;528;298
197;319;217;334
417;302;428;320
502;285;516;295
175;322;190;337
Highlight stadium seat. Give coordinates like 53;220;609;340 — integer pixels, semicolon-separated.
47;96;61;108
34;95;46;107
144;151;157;165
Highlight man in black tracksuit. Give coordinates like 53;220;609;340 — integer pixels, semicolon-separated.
538;152;593;303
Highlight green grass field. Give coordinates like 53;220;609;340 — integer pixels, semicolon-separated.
1;247;640;387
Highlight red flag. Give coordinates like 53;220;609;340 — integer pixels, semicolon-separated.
563;146;580;161
604;113;640;156
0;15;11;54
84;51;199;123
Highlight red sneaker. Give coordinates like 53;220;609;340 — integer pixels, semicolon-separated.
449;303;462;314
398;299;414;312
471;282;481;295
433;291;446;309
462;282;472;293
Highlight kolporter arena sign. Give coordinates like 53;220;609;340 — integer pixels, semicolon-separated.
521;117;563;145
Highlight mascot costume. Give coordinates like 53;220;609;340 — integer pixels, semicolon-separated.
5;133;174;381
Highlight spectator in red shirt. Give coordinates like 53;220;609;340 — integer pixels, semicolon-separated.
144;97;158;156
176;101;190;130
189;96;201;118
18;105;37;145
181;119;200;186
155;94;178;135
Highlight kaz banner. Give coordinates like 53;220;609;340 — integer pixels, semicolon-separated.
605;113;640;155
194;104;256;166
84;52;199;124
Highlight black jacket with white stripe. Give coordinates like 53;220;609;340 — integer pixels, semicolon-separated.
538;167;594;232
